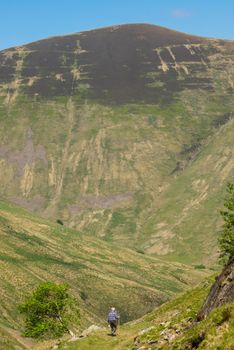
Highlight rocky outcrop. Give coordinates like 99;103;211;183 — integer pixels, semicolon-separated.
197;257;234;320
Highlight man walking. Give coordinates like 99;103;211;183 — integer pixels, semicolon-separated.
107;307;119;336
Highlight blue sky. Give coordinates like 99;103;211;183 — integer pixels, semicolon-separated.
1;0;233;50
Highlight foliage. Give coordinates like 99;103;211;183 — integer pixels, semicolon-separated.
219;183;234;260
80;290;88;301
19;282;79;339
57;219;64;226
194;264;206;270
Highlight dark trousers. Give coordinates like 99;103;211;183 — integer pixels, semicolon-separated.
109;320;117;335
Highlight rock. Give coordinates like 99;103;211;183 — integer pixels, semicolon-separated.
80;324;103;338
138;326;155;336
134;336;141;345
159;320;171;328
197;257;234;321
168;333;176;343
68;335;80;342
160;329;178;343
51;342;60;350
147;339;158;345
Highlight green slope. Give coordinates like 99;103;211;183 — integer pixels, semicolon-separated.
139;117;234;265
63;277;234;350
0;200;208;348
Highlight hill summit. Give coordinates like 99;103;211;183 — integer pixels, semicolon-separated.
1;23;216;103
0;23;233;265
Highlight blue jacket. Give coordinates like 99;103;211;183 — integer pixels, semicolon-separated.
108;311;118;322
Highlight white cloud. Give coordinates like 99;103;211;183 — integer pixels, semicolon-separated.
171;9;191;18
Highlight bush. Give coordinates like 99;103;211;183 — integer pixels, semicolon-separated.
194;264;206;270
219;183;234;260
56;219;64;226
19;282;79;339
80;290;88;301
136;249;145;254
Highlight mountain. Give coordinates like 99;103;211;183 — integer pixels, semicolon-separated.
0;200;207;348
0;23;233;265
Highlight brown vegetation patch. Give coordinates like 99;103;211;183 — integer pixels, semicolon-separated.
0;128;47;176
12;195;45;212
69;193;132;214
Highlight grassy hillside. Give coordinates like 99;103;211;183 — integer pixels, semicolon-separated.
63;276;234;350
138;117;234;265
0;200;208;348
0;24;233;265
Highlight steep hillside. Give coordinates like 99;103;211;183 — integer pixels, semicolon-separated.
0;200;207;348
0;23;233;264
63;274;234;350
197;257;234;320
139;118;234;264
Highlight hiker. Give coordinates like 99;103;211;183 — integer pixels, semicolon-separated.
107;307;119;335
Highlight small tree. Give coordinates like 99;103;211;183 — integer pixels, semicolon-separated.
219;183;234;261
19;282;79;339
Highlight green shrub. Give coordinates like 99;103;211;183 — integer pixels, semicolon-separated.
19;282;79;339
56;219;64;226
80;290;88;301
136;249;145;254
194;264;206;270
219;183;234;260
